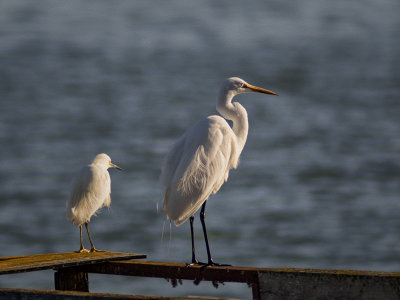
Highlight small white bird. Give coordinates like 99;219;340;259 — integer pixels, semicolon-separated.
161;77;277;266
67;153;122;253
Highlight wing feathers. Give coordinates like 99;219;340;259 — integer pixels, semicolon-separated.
67;165;111;226
162;116;239;226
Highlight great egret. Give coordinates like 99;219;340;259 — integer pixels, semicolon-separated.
161;77;277;266
67;153;122;253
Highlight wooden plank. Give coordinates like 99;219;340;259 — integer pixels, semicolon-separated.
258;269;400;300
79;260;260;299
0;252;146;275
80;260;259;285
0;287;235;300
82;260;400;280
78;261;400;300
55;269;89;292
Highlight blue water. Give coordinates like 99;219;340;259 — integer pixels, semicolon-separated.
0;0;399;298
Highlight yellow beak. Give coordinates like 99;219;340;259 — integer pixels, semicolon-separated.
245;83;278;96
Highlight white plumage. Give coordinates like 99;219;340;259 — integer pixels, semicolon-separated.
67;153;122;253
161;77;277;265
162;115;239;226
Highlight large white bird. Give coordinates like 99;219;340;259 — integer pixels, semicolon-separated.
161;77;277;266
67;153;122;253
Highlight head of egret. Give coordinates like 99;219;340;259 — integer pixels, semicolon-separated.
93;153;123;171
220;76;278;96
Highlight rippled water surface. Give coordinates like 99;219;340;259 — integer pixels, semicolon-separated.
0;0;399;298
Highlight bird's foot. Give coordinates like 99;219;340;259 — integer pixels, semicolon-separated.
187;259;230;268
186;259;206;268
89;248;106;253
206;261;231;267
75;248;90;253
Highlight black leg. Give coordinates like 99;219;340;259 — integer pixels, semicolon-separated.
187;214;207;267
199;201;213;264
190;216;198;264
200;201;230;267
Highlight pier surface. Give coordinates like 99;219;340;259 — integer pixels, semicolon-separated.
1;252;400;299
0;251;145;275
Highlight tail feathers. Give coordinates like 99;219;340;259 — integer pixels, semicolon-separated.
67;207;82;226
67;206;92;227
163;188;170;213
103;195;111;208
164;188;207;227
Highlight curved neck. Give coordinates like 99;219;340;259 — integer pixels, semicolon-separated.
217;90;249;152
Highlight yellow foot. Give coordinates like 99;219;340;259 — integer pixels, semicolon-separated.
90;248;106;253
75;248;90;253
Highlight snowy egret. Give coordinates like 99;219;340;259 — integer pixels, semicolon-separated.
67;153;122;253
161;77;277;266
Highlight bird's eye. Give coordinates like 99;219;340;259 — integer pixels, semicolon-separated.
240;83;245;88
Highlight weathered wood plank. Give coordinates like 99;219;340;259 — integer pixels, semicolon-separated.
0;287;233;300
79;260;259;284
79;260;260;298
0;252;146;275
55;269;89;292
3;253;400;300
78;261;400;300
83;261;400;280
258;268;400;300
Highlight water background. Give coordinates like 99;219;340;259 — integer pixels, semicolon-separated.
0;0;399;298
